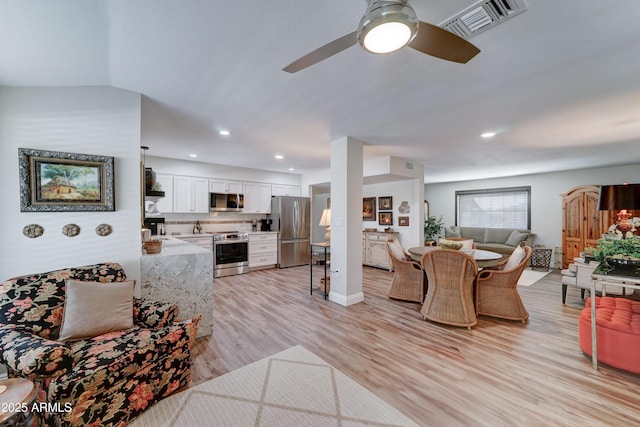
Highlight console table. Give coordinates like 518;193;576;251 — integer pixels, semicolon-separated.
589;272;640;370
310;242;330;300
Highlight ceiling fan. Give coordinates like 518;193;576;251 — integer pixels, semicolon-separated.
283;0;481;73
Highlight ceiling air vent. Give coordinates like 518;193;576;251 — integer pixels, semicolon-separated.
404;161;414;170
440;0;528;39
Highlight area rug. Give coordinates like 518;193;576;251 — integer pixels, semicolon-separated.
130;345;420;427
518;267;551;286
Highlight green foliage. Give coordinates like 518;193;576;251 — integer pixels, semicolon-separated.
424;215;444;240
591;236;640;262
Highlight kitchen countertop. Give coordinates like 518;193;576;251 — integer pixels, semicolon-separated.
142;236;208;256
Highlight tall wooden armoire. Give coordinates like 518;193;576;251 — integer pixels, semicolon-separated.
561;185;615;268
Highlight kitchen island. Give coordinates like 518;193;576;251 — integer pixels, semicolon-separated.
140;236;213;338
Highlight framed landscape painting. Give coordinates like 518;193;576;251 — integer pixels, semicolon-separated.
19;148;115;212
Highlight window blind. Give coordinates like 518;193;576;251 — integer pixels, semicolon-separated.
456;187;530;229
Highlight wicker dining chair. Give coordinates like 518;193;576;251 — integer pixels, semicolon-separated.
385;239;425;303
475;245;532;322
420;249;479;329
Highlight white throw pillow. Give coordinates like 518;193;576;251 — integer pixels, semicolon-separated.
58;279;135;341
387;239;406;261
504;245;526;271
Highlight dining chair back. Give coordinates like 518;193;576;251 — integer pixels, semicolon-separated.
385;239;425;302
420;249;479;329
475;245;532;321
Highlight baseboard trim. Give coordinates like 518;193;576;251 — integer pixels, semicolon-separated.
328;291;364;306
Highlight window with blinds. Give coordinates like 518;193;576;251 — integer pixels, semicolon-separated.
456;186;531;229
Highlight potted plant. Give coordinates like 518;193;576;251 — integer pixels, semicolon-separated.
424;215;444;246
589;235;640;275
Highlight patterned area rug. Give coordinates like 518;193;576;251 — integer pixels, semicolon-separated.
518;267;551;287
130;345;419;427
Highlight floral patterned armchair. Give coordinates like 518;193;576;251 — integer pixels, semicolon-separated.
0;262;200;427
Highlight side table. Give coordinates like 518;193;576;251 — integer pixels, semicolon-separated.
310;242;330;300
0;378;37;427
531;247;552;271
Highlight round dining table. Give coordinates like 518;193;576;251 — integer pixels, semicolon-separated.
408;246;504;268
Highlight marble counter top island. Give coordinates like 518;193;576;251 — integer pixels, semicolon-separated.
141;237;213;338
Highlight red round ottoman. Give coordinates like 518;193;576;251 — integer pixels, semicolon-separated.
578;296;640;373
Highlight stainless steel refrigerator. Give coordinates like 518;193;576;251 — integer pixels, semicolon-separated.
270;196;311;268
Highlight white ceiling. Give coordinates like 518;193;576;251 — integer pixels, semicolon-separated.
2;0;639;183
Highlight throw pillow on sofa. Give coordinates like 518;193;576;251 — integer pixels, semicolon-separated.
505;230;530;247
58;279;135;341
444;226;461;238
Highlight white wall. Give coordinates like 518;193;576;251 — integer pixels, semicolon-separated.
364;180;423;249
425;164;640;255
0;87;142;281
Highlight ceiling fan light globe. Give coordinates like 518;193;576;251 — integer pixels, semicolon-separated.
363;22;413;53
357;1;418;54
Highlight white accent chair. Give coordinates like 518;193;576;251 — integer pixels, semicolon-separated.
561;258;624;303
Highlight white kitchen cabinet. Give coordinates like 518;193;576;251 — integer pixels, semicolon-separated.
271;184;301;197
153;173;174;213
249;233;278;269
363;231;398;270
174;176;209;213
243;182;272;214
209;179;242;194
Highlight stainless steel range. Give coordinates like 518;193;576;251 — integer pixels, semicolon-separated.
211;231;249;278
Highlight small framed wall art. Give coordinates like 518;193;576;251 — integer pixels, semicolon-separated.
378;212;393;226
19;148;115;212
398;216;410;226
362;197;376;221
378;196;392;211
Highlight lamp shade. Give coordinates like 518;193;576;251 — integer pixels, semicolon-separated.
597;184;640;211
319;209;331;227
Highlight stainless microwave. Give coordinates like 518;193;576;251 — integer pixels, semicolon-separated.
210;193;244;212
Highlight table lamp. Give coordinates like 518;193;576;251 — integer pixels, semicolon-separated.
598;183;640;238
319;208;331;242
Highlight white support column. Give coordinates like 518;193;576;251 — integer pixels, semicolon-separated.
328;137;364;306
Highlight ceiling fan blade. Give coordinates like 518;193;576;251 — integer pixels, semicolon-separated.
283;31;358;73
408;21;480;64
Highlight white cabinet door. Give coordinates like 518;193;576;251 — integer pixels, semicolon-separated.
272;184;301;197
173;176;192;213
243;182;258;213
210;179;242;194
242;182;272;214
192;177;209;213
257;183;272;213
174;176;209;213
155;173;173;213
227;180;243;194
363;232;397;270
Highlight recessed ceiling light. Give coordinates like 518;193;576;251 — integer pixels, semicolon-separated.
189;154;198;158
481;132;497;139
288;168;295;171
275;155;284;160
219;130;231;136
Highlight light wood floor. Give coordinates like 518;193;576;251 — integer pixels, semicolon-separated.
190;266;640;427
